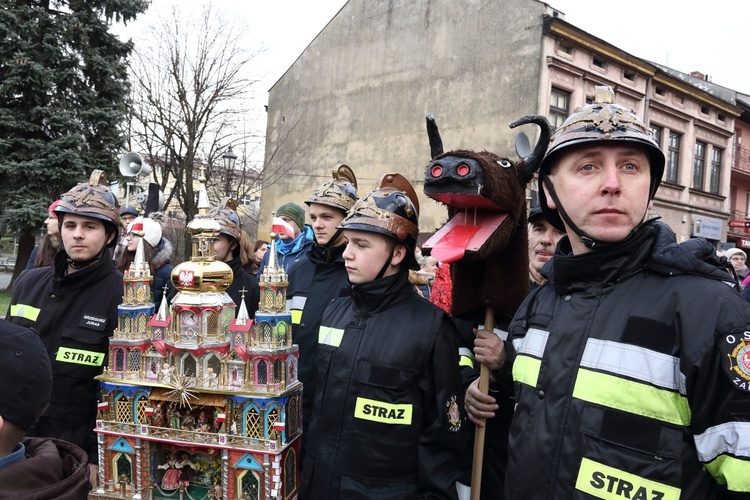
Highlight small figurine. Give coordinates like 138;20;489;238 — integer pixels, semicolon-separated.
204;367;218;388
157;452;179;490
175;452;195;488
181;412;196;431
160;363;174;384
196;411;210;432
151;404;165;427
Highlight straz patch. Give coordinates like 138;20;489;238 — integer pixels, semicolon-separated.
446;395;461;432
79;314;108;331
720;330;750;392
576;457;680;500
354;397;412;425
57;347;105;366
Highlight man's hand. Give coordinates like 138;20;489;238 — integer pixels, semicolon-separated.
473;327;505;371
464;378;499;426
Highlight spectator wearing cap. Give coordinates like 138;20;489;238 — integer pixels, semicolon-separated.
116;215;175;305
8;171;124;484
114;206;140;263
527;203;566;289
0;319;90;496
25;200;63;270
725;247;749;285
258;202;314;274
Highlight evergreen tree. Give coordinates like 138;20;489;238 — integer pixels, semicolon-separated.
0;0;149;281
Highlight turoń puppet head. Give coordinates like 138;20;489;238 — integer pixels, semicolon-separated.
422;113;553;323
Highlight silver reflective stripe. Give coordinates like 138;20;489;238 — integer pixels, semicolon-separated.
478;325;509;341
289;295;307;311
512;327;549;358
694;421;750;462
581;338;686;394
458;347;474;360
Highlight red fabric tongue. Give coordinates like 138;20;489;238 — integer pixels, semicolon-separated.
424;212;508;263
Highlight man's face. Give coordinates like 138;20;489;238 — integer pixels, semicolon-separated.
61;214;111;263
528;217;565;275
544;144;652;255
121;214;136;228
278;216;301;242
309;203;346;246
342;229;403;284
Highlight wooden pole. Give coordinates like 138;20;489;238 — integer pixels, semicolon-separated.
470;306;495;500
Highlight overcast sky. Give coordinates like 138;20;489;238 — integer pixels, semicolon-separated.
115;0;750;150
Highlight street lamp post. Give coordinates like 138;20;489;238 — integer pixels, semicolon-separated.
222;146;238;199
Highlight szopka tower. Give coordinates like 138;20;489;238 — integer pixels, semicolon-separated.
93;172;302;499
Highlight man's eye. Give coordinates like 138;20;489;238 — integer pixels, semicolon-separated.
581;164;595;171
623;163;637;171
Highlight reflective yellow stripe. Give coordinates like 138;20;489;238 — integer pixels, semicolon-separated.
512;354;540;387
318;326;344;347
704;454;750;492
459;356;475;369
573;368;691;426
56;347;105;366
354;397;412;425
575;457;680;500
291;310;302;325
10;303;41;322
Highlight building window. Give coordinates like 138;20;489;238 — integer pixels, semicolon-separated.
746;191;750;218
655;86;666;97
709;147;722;194
592;55;607;70
549;88;570;129
241;194;253;206
666;132;681;183
650;125;662;148
693;141;706;190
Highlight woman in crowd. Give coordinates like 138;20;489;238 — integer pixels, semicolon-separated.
116;215;174;304
25;201;62;270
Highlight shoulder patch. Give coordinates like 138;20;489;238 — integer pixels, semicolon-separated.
446;395;461;432
719;330;750;392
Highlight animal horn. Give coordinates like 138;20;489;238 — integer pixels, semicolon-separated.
426;113;444;159
509;115;553;173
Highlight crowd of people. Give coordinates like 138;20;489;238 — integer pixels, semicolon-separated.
2;88;750;498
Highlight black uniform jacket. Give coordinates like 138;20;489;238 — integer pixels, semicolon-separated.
226;255;260;319
505;221;750;499
287;243;349;441
9;251;123;463
302;270;465;499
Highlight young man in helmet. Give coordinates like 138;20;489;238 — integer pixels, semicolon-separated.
209;200;260;319
286;165;358;460
300;174;465;499
479;87;750;498
8;170;124;485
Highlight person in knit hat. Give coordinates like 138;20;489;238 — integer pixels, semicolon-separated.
258;201;314;274
0;319;90;496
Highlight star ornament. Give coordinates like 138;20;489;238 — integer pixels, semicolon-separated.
165;373;199;410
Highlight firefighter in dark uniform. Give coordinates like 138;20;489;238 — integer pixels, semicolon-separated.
301;173;465;499
486;87;750;498
8;170;124;484
287;164;358;460
208;198;260;319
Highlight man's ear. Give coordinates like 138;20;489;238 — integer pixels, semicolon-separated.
390;244;407;267
542;180;557;210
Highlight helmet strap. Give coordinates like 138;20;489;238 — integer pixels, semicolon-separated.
376;241;397;280
67;244;107;271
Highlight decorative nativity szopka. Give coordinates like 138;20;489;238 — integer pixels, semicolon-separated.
92;174;302;499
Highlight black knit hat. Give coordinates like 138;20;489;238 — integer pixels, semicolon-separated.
0;320;52;430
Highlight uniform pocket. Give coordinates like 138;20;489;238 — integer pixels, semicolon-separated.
575;405;684;498
55;326;108;380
